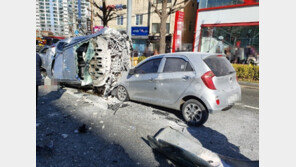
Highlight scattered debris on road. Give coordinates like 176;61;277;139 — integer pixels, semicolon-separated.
152;110;169;116
61;134;68;138
78;124;88;133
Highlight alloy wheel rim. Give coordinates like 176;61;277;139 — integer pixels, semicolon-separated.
118;86;127;101
184;103;202;123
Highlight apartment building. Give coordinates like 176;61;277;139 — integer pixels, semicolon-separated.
36;0;90;37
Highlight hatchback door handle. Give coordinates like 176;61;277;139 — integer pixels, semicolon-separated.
182;75;190;80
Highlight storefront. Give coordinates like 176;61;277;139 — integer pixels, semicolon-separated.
193;0;259;64
131;27;149;56
148;35;172;53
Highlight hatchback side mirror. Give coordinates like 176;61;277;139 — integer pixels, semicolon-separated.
129;68;135;75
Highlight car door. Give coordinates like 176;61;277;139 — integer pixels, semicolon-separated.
155;56;195;106
127;58;162;104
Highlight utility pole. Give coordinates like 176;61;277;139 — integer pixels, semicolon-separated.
126;0;132;39
148;1;151;33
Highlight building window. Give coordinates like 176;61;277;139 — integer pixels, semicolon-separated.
152;23;170;33
117;15;123;25
152;23;159;33
136;14;143;25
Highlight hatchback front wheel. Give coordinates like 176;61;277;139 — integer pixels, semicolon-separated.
116;85;129;102
182;99;209;126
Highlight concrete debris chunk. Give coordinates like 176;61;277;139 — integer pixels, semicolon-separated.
61;134;68;138
147;127;259;167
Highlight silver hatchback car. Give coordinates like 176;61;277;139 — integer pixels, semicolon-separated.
115;52;241;126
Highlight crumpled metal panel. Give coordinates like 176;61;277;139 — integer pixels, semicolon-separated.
81;39;95;86
62;47;78;81
44;47;56;78
52;53;64;80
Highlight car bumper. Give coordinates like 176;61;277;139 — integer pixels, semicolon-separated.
202;86;241;113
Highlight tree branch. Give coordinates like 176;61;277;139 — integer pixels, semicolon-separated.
168;0;192;15
149;0;162;17
96;13;103;20
107;13;119;21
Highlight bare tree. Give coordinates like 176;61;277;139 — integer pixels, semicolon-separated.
91;0;120;27
149;0;193;53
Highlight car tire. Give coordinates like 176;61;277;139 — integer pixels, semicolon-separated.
116;85;129;102
182;99;209;126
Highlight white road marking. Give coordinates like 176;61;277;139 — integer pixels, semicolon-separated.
235;103;259;110
243;105;259;110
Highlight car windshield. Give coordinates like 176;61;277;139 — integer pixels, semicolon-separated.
203;56;235;77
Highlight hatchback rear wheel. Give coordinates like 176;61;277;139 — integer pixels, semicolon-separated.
182;99;208;126
116;85;129;102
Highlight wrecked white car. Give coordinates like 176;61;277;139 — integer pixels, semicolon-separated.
43;28;132;96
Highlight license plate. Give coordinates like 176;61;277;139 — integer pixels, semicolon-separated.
228;94;238;104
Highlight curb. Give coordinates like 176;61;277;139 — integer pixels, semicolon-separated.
239;81;259;88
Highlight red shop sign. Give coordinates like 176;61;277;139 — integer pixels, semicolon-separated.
172;11;184;52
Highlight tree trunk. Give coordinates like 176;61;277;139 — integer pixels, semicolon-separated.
159;16;168;53
102;0;108;27
159;0;168;54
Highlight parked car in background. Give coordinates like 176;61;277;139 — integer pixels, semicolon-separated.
115;52;241;126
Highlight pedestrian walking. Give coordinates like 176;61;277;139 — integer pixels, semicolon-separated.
36;53;42;106
144;47;152;57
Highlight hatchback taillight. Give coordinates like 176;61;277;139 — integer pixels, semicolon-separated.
201;71;216;90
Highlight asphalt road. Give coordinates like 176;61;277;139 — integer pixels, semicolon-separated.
36;85;259;167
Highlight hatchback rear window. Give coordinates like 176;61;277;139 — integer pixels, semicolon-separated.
203;56;235;76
